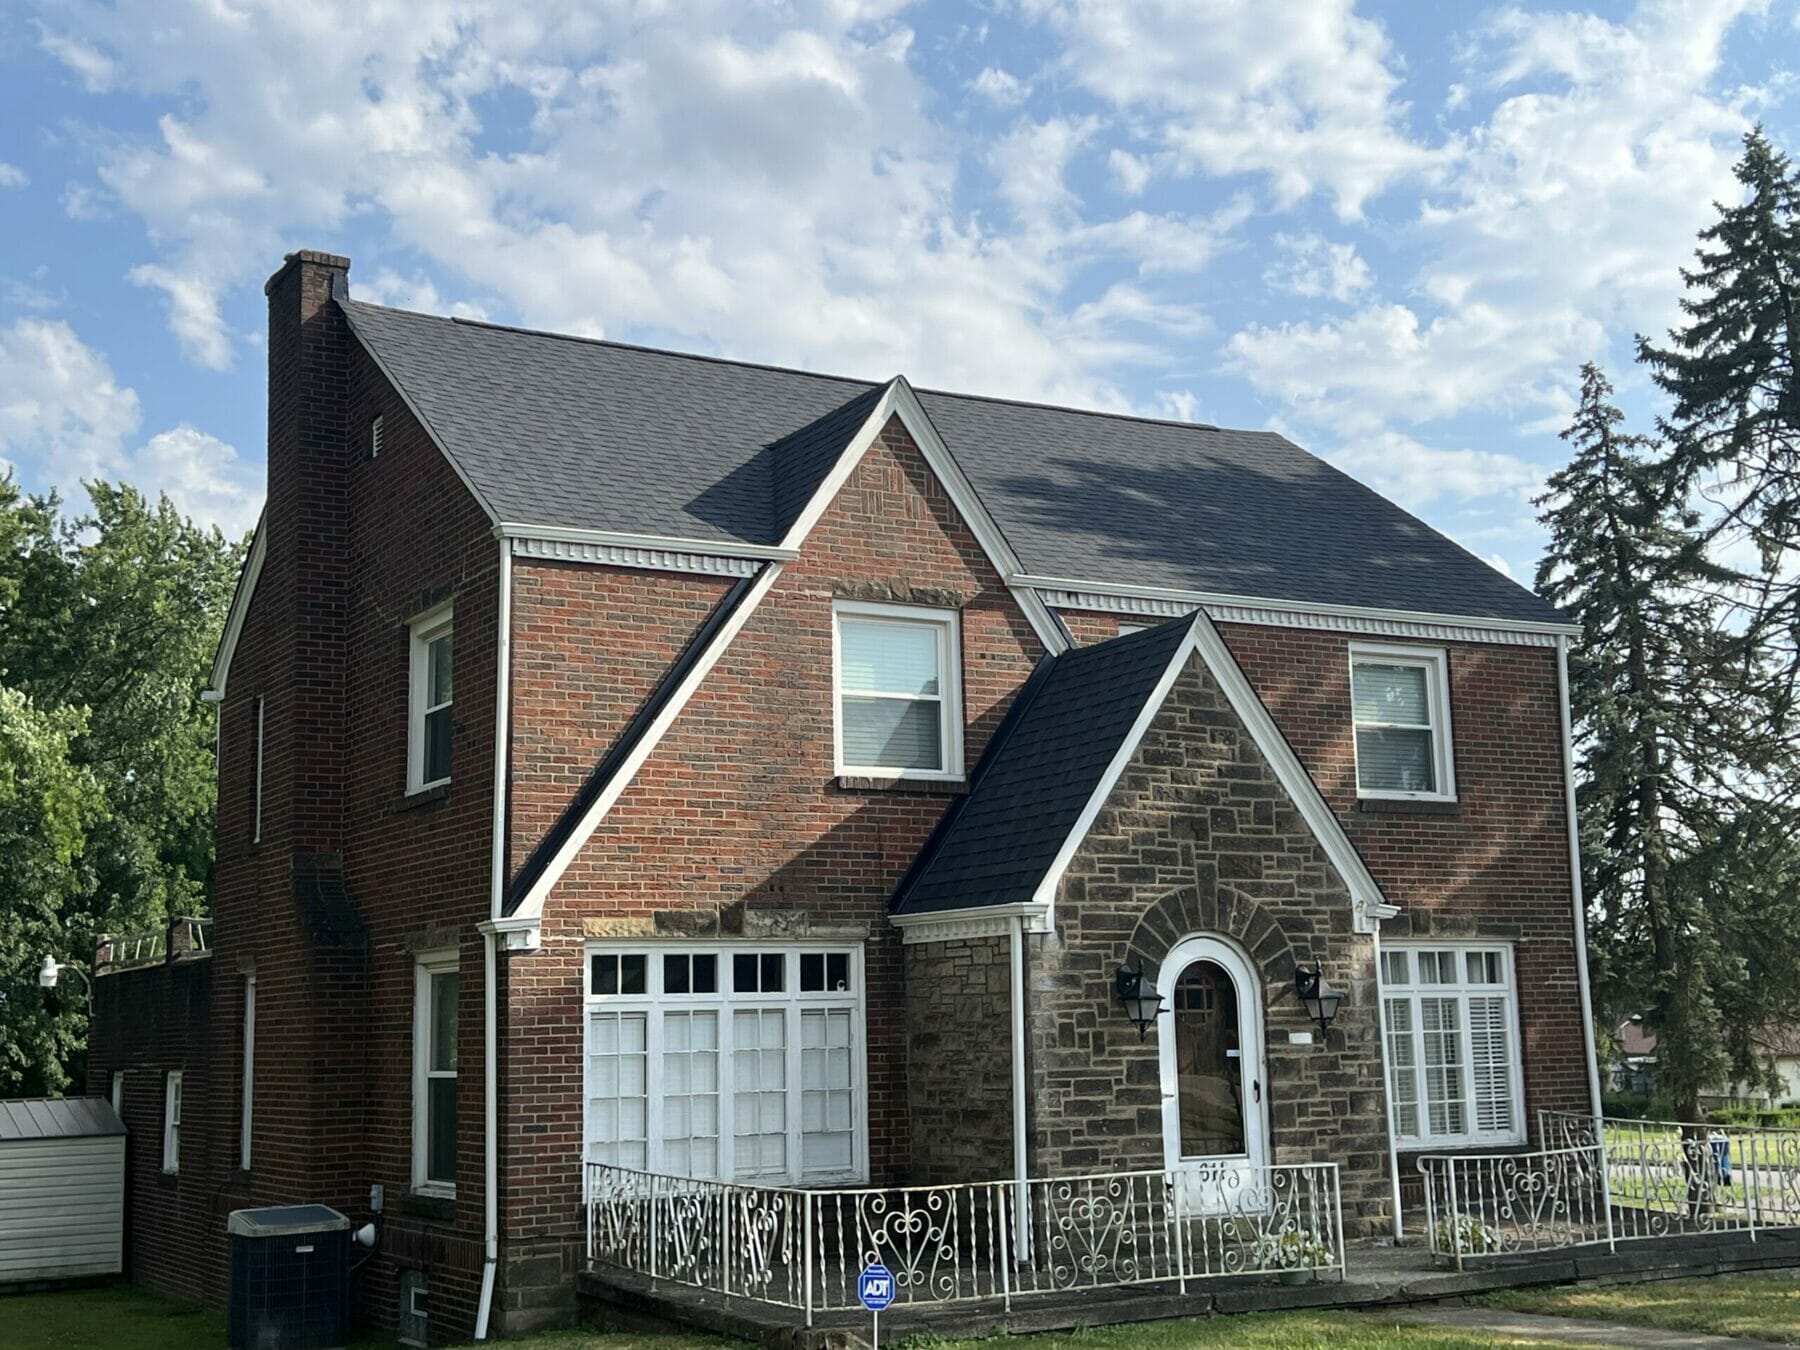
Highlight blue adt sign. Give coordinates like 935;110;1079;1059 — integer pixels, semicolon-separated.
858;1263;896;1312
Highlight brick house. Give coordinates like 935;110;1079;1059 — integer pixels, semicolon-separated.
87;249;1599;1343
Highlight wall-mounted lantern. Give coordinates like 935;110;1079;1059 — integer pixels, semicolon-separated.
1292;966;1342;1037
1114;960;1166;1041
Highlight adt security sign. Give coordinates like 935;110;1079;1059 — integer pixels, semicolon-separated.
858;1262;895;1349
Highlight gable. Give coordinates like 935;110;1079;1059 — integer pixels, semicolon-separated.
891;613;1394;942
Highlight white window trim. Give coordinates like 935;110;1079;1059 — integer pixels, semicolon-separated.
583;942;869;1187
407;603;454;794
1348;641;1456;802
1382;942;1525;1150
831;600;963;782
371;414;384;460
412;948;459;1197
110;1070;125;1117
252;695;265;843
240;974;256;1171
162;1070;182;1174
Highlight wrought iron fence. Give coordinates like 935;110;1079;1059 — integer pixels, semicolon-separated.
585;1160;1345;1323
1420;1111;1800;1265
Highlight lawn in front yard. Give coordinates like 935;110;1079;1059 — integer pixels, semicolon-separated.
1478;1272;1800;1344
0;1284;1616;1350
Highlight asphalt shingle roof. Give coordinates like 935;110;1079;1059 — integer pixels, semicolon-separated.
344;300;1566;626
892;618;1194;916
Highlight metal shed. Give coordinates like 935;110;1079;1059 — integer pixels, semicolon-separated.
0;1097;126;1283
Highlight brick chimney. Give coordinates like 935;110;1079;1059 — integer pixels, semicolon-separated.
262;250;352;854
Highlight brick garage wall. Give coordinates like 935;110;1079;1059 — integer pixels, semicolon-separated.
1061;613;1591;1173
902;936;1016;1185
1027;655;1393;1235
497;415;1047;1323
87;955;218;1303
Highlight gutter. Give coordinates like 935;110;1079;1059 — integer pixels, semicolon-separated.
1556;635;1605;1120
475;539;513;1339
1009;916;1031;1263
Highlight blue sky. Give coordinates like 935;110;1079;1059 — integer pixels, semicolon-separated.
2;0;1796;584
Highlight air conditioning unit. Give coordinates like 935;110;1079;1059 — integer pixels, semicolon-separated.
227;1205;351;1349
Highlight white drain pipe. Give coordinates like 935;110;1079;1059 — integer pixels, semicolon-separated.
1010;916;1030;1261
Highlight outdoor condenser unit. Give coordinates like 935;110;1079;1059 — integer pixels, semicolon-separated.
227;1204;352;1350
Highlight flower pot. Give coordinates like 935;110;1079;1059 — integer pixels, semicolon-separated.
1278;1269;1311;1286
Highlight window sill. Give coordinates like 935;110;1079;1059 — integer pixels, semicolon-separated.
1356;796;1460;817
401;1190;456;1223
835;774;968;796
396;784;450;812
156;1169;179;1187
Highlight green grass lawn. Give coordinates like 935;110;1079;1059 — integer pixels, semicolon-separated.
1479;1273;1800;1344
0;1284;1619;1350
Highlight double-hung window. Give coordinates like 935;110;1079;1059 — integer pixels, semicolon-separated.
833;601;962;780
1349;643;1454;801
408;604;453;793
162;1071;183;1173
1381;944;1523;1148
584;944;865;1186
413;951;459;1196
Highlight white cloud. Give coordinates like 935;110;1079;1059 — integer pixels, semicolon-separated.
0;164;27;189
0;317;253;530
128;263;233;371
1106;148;1152;196
1328;428;1541;512
1018;0;1440;217
970;66;1027;106
1264;232;1373;302
36;25;117;91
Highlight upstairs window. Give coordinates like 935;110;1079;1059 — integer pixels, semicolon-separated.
408;604;453;793
832;602;962;780
1349;644;1454;801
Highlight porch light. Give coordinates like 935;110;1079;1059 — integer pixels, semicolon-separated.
1293;966;1342;1036
1114;960;1165;1041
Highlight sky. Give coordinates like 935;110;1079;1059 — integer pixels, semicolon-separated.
1;0;1796;585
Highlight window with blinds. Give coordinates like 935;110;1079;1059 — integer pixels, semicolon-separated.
1380;944;1522;1147
585;945;866;1186
1349;644;1454;801
833;602;962;779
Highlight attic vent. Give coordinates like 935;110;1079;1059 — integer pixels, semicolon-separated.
370;415;384;459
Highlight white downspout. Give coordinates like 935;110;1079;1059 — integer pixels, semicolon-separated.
1009;916;1030;1261
475;540;513;1340
1371;924;1404;1240
1556;635;1605;1121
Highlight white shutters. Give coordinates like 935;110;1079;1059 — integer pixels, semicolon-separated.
1380;944;1523;1147
585;945;866;1186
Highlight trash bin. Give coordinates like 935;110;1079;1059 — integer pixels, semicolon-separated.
1709;1131;1733;1186
227;1204;351;1349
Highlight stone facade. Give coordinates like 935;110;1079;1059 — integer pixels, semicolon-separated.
1023;656;1392;1235
903;936;1016;1186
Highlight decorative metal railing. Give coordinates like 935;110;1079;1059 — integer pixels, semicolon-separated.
585;1160;1345;1323
1419;1111;1800;1266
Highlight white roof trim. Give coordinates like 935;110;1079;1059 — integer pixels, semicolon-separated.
1021;574;1579;641
511;560;785;921
890;902;1047;945
513;377;1074;922
207;516;266;698
1027;613;1395;936
496;522;797;562
508;535;767;578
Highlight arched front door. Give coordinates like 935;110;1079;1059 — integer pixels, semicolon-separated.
1157;936;1268;1208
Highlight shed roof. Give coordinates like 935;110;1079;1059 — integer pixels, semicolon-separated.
0;1097;125;1141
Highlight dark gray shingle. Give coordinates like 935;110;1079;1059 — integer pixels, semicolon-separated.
893;619;1194;917
344;300;1564;625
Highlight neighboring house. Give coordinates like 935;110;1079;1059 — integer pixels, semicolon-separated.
1608;1016;1800;1109
87;250;1598;1343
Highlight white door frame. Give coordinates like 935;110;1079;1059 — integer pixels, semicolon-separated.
1157;935;1269;1206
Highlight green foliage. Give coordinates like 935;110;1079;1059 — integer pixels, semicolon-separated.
0;476;244;1094
1705;1104;1800;1127
1602;1092;1653;1120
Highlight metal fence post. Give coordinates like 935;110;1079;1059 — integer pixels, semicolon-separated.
998;1182;1013;1311
1745;1130;1759;1242
1596;1112;1615;1253
804;1190;815;1325
1446;1158;1463;1272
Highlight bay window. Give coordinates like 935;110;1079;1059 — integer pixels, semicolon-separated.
585;944;865;1186
1381;944;1523;1148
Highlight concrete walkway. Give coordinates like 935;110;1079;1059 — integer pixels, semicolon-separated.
1385;1305;1796;1349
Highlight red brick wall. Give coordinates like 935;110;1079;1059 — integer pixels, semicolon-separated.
1061;610;1591;1138
500;415;1049;1268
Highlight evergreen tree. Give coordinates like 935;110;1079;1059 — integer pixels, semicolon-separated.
1536;364;1790;1120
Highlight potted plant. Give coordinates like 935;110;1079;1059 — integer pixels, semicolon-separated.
1249;1228;1335;1284
1447;1211;1503;1256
